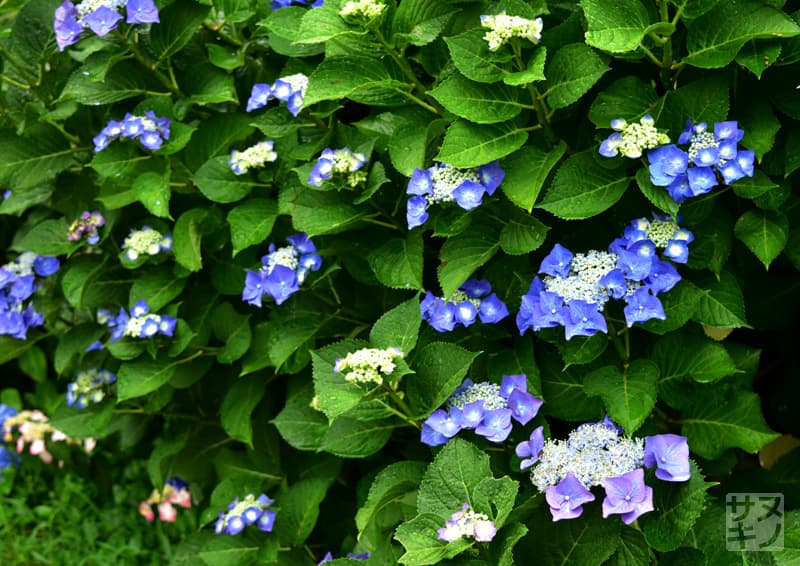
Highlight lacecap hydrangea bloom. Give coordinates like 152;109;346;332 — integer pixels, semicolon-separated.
339;0;385;21
93;111;171;152
54;0;158;51
122;226;172;262
517;418;690;523
406;162;504;229
517;215;693;339
138;477;192;522
318;551;370;565
97;299;177;342
0;404;20;471
242;233;321;307
437;503;496;543
421;279;508;332
598;114;671;159
480;11;543;51
308;147;368;187
229;141;278;175
334;347;403;385
270;0;322;10
247;73;309;117
0;252;60;340
2;409;96;465
66;368;116;409
215;493;276;535
647;119;755;202
421;375;542;446
68;210;105;244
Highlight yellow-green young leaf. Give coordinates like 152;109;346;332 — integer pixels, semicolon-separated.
370;297;422;354
220;374;264;447
429;73;523;124
669;0;721;20
437;224;500;298
405;343;480;418
589;76;658;128
436;121;528;168
500;141;566;211
445;29;512;84
368;231;424;291
545;43;609;109
734;209;789;269
227;198;278;256
584;360;658;434
133;171;171;218
503;47;547;86
581;0;653;53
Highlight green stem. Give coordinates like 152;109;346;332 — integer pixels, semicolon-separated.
374;29;440;112
639;44;663;68
363;214;402;231
510;40;554;137
383;384;420;429
116;30;182;96
377;399;420;429
395;88;440;115
0;45;36;83
606;318;629;366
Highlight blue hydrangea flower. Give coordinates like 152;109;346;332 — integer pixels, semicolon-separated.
308;147;368;187
647;119;755;202
516;425;544;470
405;162;504;229
643;433;691;482
0;252;60;340
600;468;654;524
94;112;170;153
66;368;117;409
598;115;670;159
53;0;159;51
242;233;321;307
97;299;177;342
421;375;542;446
68;211;105;245
246;73;309;116
421;279;508;332
229;141;278;175
215;494;276;536
270;0;323;9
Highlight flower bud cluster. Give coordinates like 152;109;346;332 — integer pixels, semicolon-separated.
54;0;159;51
66;368;116;409
242;233;322;307
68;210;106;244
421;279;509;333
647;119;755;202
98;299;177;342
215;493;276;535
421;375;542;446
340;0;385;21
333;347;403;385
229;141;278;175
308;147;368;187
406;162;504;229
122;226;173;262
247;73;309;117
0;252;60;340
2;409;95;465
138;477;192;522
437;503;497;543
480;11;543;51
599;115;671;159
94;111;171;152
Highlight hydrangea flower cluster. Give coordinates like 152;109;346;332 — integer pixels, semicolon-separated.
247;74;309;117
97;299;177;342
339;0;385;20
406;162;504;229
647;120;755;202
2;409;95;465
517;418;690;523
242;233;321;307
0;252;60;340
318;551;370;565
68;210;105;244
215;493;276;535
480;11;543;51
270;0;322;10
93;111;171;152
122;226;173;261
421;375;542;446
54;0;159;51
0;404;19;471
308;147;368;187
517;215;693;339
598;115;671;159
138;477;192;522
334;347;403;385
437;503;497;543
229;141;278;175
421;279;508;333
66;368;117;409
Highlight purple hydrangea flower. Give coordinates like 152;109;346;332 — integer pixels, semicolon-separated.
94;112;170;153
54;1;83;51
600;468;654;524
246;74;308;116
421;279;508;332
126;0;159;24
82;5;123;36
644;434;691;482
546;472;596;521
242;234;321;307
516;426;545;470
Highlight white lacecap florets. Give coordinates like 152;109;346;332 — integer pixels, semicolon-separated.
3;252;37;276
437;503;497;543
123;227;172;261
429;165;480;205
543;250;619;306
229;141;278;175
280;73;308;95
339;0;385;19
67;368;116;407
480;11;543;51
447;382;506;411
264;245;299;274
607;116;671;159
688;130;718;162
125;314;169;338
334;347;403;385
75;0;125;18
531;423;644;492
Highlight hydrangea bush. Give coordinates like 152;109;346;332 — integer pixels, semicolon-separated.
0;0;799;563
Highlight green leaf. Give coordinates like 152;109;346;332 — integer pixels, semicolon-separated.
589;76;658;128
395;513;472;566
368;231;424;291
0;128;72;191
669;0;720;20
405;343;480;418
211;303;252;364
273;478;331;545
148;0;210;61
370;297;422;354
147;432;188;486
320;416;395;458
584;360;658;434
388;117;441;177
263;311;327;372
49;403;116;440
545;43;609;109
692;271;749;328
731;171;778;200
391;0;456;46
303;56;403;107
557;333;608;369
175;65;238;115
220;374;265;448
653;332;739;385
734;209;789;270
472;475;519;529
0;336;36;366
226;198;278;257
54;324;105;375
312;340;372;420
173;208;206;272
12;218;74;256
435;121;528;168
193;156;257;203
282;183;364;236
683;0;800;69
735;41;781;79
537;151;629;220
640;461;714;552
429;73;523;124
581;0;652;53
206;43;245;71
445;29;511;84
681;391;779;459
197;537;258;566
59;62;162;105
117;356;183;401
437;224;500;298
132;171;171;218
356;460;427;537
604;526;650;566
130;266;187;311
184;113;255;170
271;385;328;451
640;280;703;335
502;48;547;86
491;523;529;566
500;142;566;211
499;212;549;255
294;0;353;43
635;168;680;217
539;349;604;421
